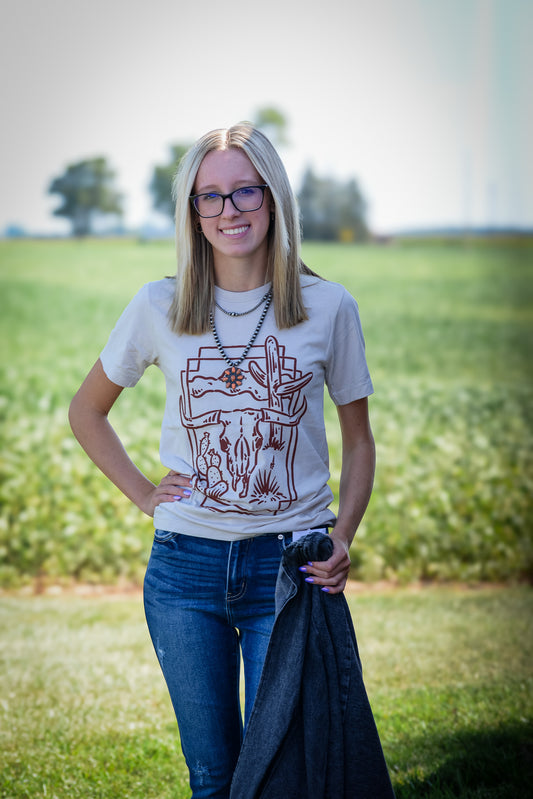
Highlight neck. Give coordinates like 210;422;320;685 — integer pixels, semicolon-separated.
213;254;268;292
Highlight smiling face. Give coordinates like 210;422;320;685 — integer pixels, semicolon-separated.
193;148;272;286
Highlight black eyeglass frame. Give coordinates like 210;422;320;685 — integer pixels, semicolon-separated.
190;184;269;218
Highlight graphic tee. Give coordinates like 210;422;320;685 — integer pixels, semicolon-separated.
100;274;373;541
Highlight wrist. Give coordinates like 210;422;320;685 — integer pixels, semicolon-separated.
330;525;354;550
131;480;157;517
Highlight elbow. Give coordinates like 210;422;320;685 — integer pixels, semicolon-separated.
68;390;96;439
366;432;377;483
369;430;376;467
68;359;119;442
68;392;82;437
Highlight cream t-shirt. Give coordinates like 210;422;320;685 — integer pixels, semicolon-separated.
100;274;373;540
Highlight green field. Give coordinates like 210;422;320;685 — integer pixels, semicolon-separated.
1;587;532;798
1;237;532;586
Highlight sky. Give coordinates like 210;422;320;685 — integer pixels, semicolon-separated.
1;0;531;236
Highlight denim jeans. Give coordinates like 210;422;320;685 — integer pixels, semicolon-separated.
143;530;291;799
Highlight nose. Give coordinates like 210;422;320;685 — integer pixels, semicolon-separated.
220;194;240;218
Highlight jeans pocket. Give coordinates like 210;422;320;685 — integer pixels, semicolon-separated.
153;528;179;544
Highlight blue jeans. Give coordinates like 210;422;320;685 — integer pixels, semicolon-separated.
143;530;291;799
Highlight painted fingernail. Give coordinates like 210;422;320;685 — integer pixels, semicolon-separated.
183;489;192;496
173;496;182;501
307;561;314;566
299;566;307;572
321;587;330;593
305;577;314;583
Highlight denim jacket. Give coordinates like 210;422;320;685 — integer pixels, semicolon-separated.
230;532;395;799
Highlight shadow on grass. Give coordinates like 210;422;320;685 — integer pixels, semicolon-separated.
393;722;533;799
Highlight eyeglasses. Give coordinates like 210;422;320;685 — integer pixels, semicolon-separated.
190;185;268;218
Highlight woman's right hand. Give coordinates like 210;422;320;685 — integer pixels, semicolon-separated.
143;471;193;517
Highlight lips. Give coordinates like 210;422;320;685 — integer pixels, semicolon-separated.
221;225;250;236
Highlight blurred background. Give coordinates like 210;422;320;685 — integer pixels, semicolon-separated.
1;0;531;239
0;0;532;587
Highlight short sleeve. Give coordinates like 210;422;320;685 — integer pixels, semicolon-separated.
325;288;373;405
100;283;157;387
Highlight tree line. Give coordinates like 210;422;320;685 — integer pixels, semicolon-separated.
49;110;368;241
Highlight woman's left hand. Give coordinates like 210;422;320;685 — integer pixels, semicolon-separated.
300;535;351;594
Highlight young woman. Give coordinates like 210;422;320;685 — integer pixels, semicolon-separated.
69;123;376;798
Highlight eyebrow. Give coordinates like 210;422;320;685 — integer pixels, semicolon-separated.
194;179;261;194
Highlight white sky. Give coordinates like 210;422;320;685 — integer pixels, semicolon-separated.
1;0;531;235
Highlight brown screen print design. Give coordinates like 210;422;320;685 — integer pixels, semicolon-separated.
179;335;312;514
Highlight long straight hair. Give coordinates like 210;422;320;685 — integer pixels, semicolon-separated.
168;123;317;335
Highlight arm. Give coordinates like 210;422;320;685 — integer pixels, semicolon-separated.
69;359;190;517
303;396;375;594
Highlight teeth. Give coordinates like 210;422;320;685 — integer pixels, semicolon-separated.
223;225;249;236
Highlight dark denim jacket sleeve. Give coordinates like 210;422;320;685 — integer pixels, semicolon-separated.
230;532;395;799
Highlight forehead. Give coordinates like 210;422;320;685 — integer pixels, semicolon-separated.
195;148;261;190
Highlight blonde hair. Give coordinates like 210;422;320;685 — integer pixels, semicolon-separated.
169;123;317;335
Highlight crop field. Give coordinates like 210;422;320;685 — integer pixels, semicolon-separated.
0;236;532;587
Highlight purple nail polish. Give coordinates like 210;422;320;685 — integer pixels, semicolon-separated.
173;496;182;501
299;566;307;572
183;489;192;496
321;587;330;593
305;577;314;583
307;561;313;566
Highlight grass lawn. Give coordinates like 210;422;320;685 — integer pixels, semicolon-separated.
1;586;532;798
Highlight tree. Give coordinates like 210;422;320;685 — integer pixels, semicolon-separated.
252;107;289;147
298;167;368;242
49;157;123;237
149;144;191;221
